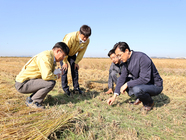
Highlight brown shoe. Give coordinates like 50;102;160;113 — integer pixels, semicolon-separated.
143;102;154;111
133;99;142;105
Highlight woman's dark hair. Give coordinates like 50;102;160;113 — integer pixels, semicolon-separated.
53;42;69;55
79;25;91;37
108;49;115;57
114;42;130;52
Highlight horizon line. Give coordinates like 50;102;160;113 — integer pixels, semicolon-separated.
0;56;186;59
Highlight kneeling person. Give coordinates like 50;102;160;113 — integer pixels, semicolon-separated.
105;49;122;94
15;42;69;109
107;42;163;111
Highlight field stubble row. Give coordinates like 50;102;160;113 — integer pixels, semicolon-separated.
0;57;186;139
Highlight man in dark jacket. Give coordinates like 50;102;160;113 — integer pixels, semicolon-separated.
105;49;122;94
107;42;163;111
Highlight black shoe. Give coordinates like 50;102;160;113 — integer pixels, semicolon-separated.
143;102;155;111
64;90;71;97
74;88;82;94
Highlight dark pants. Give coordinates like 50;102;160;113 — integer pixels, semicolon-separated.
15;79;56;103
126;84;163;106
60;55;79;92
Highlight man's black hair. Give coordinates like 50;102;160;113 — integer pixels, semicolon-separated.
79;25;91;37
114;42;131;52
108;49;115;57
53;42;69;55
113;42;120;51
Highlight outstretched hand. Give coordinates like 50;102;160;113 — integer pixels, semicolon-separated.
107;94;117;105
56;73;61;79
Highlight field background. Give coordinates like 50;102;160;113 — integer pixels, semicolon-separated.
0;57;186;140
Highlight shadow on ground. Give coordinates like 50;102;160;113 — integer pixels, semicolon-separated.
44;88;101;106
152;92;170;107
90;80;108;84
116;92;170;108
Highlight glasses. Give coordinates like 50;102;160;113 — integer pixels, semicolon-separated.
116;52;124;58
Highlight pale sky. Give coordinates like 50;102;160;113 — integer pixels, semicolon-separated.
0;0;186;58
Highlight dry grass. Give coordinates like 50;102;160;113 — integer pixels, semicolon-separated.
0;57;186;139
0;62;86;139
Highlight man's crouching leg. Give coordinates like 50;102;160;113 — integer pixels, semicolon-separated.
127;85;155;111
15;79;56;109
31;80;56;104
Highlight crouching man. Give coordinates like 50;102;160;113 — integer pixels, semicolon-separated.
15;42;69;109
105;48;122;94
107;42;163;111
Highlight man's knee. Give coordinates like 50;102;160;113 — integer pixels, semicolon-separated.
129;86;143;97
46;80;56;89
110;71;117;78
15;81;25;93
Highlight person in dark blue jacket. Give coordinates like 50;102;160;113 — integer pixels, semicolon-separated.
107;42;163;111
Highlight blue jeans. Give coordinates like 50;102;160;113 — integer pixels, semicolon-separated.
126;84;163;106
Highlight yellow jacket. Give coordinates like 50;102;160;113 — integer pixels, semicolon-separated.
16;50;57;83
62;31;90;64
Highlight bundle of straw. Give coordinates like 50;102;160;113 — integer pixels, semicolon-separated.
0;107;81;140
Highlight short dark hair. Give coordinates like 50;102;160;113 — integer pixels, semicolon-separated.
115;42;131;52
52;42;69;55
113;42;120;51
108;49;115;57
79;25;91;37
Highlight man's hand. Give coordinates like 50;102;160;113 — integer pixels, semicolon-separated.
105;88;113;94
107;94;117;105
62;63;68;71
120;83;128;94
56;73;61;79
74;63;79;70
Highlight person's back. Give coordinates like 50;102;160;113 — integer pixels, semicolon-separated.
123;51;163;88
62;31;90;60
16;50;56;83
